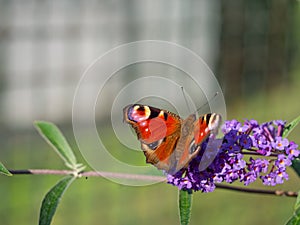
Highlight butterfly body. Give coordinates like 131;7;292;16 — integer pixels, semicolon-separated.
123;104;221;174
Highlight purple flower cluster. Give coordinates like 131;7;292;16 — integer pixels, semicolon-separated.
167;119;300;192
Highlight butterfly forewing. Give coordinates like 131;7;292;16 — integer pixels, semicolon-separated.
124;104;181;143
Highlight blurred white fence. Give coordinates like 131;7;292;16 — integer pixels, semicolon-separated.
0;0;220;128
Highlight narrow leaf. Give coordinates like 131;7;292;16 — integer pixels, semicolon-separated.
292;159;300;177
0;162;12;176
286;217;300;225
283;115;300;138
178;190;193;225
34;121;77;169
285;190;300;225
294;191;300;211
39;176;75;225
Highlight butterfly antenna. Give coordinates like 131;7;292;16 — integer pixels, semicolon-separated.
196;92;219;113
181;86;192;113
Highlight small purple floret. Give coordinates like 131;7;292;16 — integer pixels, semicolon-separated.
167;118;299;192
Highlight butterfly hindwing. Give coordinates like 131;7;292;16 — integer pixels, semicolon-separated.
141;132;179;172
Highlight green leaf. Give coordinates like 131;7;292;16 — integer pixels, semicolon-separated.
295;191;300;210
283;115;300;138
178;190;193;225
286;216;300;225
39;176;75;225
0;162;12;176
284;115;300;176
292;159;300;177
34;121;77;169
285;191;300;225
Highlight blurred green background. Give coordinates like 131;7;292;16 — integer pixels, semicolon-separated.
1;1;300;225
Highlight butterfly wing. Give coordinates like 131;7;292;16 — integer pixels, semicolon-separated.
174;113;222;173
141;132;180;172
124;104;182;171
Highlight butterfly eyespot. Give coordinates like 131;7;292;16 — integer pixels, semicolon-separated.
146;138;164;150
134;105;150;115
129;105;151;121
189;140;198;154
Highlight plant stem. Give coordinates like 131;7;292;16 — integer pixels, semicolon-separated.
8;169;166;181
215;184;298;197
8;169;297;197
242;149;278;157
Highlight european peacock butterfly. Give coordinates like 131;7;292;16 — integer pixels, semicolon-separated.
123;104;221;174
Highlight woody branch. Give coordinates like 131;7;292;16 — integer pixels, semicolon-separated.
8;169;298;197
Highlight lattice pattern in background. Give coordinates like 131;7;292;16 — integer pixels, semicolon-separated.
0;0;218;128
